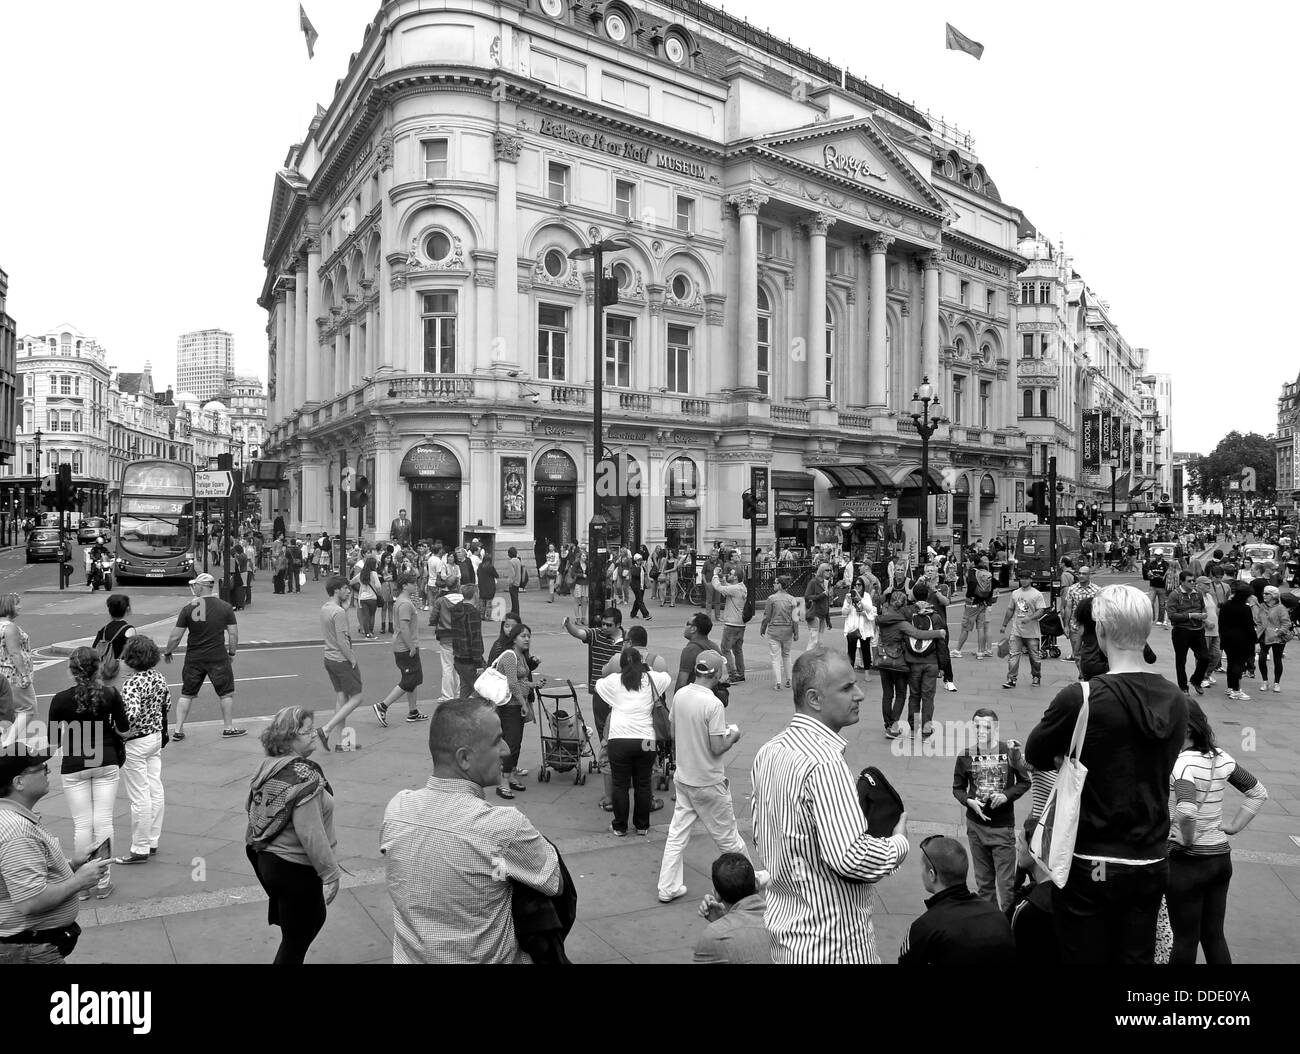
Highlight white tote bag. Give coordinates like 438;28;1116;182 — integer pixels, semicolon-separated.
1030;680;1090;888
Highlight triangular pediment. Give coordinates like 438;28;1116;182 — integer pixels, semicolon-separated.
747;117;949;219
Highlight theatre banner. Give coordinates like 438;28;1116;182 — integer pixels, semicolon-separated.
1083;411;1101;472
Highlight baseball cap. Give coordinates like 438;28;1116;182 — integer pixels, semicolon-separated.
1195;576;1210;587
0;745;53;793
693;650;727;679
191;573;216;587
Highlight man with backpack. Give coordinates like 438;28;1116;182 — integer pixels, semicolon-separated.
904;583;947;738
953;557;995;659
1144;549;1171;627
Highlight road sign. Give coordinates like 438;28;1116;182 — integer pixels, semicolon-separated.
195;470;234;499
838;511;856;530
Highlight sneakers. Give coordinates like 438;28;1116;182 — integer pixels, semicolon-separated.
1260;682;1270;693
373;703;388;727
1002;680;1016;690
609;822;626;838
884;724;902;739
944;681;958;692
634;828;649;837
1228;690;1251;701
1273;685;1282;693
1204;677;1217;686
949;650;963;658
976;651;988;660
405;710;429;722
1193;682;1204;695
221;727;247;738
921;722;935;739
658;887;687;904
1031;677;1041;687
94;883;114;900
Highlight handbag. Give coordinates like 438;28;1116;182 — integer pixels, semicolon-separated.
650;678;672;744
1030;680;1090;888
473;665;512;705
995;636;1011;659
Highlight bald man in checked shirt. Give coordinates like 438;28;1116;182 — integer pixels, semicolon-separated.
750;647;909;963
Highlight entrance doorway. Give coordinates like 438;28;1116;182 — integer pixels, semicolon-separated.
400;443;462;547
534;449;579;549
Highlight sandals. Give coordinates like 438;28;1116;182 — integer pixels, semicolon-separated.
171;730;186;741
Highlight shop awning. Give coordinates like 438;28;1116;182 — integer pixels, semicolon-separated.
811;464;895;491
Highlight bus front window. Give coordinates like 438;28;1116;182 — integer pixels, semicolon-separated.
119;515;193;559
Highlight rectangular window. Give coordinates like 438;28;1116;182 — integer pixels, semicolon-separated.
531;49;586;92
423;139;448;180
24;375;33;396
959;280;969;306
666;325;692;394
979;380;990;428
986;289;996;314
825;326;834;401
547;162;569;203
1020;282;1033;305
605;316;633;388
828;247;844;274
421;292;458;373
951;375;965;425
1040;389;1049;418
74;376;81;396
537;305;568;381
1038;282;1051;304
759;224;779;256
59;375;72;395
601;73;650;114
73;452;82;473
47;409;56;431
1039;335;1050;358
675;195;694;233
1021;334;1034;358
757;314;770;397
614;179;636;220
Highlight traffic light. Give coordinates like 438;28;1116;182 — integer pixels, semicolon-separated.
601;274;620;306
41;490;56;512
741;490;756;520
1026;480;1047;517
56;464;72;512
350;475;369;508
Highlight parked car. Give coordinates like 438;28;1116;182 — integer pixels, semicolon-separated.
26;527;64;563
77;516;109;545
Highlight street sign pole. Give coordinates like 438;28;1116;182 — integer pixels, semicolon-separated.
340;460;349;575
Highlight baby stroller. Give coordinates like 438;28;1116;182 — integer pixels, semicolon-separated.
1038;608;1065;659
655;734;677;792
534;679;600;786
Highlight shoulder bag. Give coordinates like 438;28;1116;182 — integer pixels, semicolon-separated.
1029;680;1090;888
650;677;672;744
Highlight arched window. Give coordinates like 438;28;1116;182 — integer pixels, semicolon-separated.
665;457;699;499
61;333;72;356
757;287;771;397
1023;388;1034;418
824;304;836;401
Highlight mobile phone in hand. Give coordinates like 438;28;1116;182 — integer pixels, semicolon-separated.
93;837;112;861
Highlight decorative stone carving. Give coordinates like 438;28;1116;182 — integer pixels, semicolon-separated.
900;302;911;317
533;250;583;292
926;250;944;270
376;132;393;172
726;190;769;216
868;233;895;255
783;272;796;290
810;212;836;236
473;271;496;287
846;288;857;304
493;131;522;163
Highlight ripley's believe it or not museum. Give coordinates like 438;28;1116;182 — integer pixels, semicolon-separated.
261;0;1163;562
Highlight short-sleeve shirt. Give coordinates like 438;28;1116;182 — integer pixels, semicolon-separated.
1008;587;1046;638
677;637;720;687
321;602;352;663
176;596;237;663
0;800;77;937
672;683;729;787
393;595;419;653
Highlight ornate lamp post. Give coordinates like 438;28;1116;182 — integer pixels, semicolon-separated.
909;376;945;572
804;495;815;551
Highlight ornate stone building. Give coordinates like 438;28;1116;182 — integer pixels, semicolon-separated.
261;0;1037;558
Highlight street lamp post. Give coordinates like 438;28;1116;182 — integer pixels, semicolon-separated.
910;376;945;575
880;494;893;578
32;428;43;520
569;236;631;627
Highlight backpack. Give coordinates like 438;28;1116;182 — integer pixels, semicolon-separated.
974;569;994;601
95;622;130;682
521;563;530;588
907;610;937;655
742;590;755;624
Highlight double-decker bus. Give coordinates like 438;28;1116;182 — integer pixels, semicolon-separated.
115;461;198;581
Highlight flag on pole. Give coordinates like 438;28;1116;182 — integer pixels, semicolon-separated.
299;4;319;59
945;23;984;60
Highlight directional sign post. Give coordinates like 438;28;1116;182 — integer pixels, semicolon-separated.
195;470;234;500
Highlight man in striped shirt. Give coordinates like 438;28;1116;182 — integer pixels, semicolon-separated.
750;647;909;963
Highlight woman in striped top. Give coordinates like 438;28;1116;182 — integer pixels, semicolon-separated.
1167;699;1269;965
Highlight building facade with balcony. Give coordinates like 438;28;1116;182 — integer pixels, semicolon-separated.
1277;372;1299;516
261;0;1035;558
0;269;18;533
216;373;267;465
1138;370;1174;508
4;325;111;516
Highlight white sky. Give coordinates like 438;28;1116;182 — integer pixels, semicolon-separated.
2;0;1294;454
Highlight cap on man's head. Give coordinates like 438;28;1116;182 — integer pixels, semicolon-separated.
0;745;53;793
191;573;216;587
693;650;727;679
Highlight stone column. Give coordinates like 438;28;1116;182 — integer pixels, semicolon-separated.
493;131;521;371
273;291;288;423
850;247;868;407
923;249;942;385
866;233;894;411
726;191;767;398
805;213;834;404
304;240;322;405
284;280;299;414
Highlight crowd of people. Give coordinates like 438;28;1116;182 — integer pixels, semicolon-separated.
0;511;1294;966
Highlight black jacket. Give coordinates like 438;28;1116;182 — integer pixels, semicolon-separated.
1011;881;1059;965
511;839;576;964
1026;673;1187;861
1218;597;1257;651
898;885;1015;965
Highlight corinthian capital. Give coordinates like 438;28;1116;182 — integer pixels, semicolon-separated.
925;249;944;270
727;190;769;217
867;232;895;255
493;131;522;163
810;212;836;236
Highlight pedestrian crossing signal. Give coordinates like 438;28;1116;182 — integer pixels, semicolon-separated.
742;490;756;520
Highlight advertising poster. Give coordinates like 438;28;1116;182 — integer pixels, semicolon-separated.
501;456;527;526
1083;411;1101;472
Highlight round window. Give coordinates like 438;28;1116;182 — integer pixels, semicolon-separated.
425;232;451;261
539;0;563;17
671;274;691;300
664;35;687;64
604;11;629;42
614;262;633;290
544;249;567;278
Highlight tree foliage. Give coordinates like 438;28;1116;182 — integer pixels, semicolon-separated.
1184;432;1277;503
